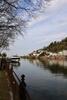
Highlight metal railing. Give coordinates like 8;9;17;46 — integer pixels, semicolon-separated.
5;62;31;100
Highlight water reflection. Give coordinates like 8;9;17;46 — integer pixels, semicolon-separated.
38;59;67;77
27;59;67;77
28;59;43;67
11;62;20;67
14;59;67;100
48;60;67;67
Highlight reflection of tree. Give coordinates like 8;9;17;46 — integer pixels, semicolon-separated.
28;59;35;64
11;62;20;67
40;60;67;77
48;64;67;77
23;58;67;77
28;59;44;67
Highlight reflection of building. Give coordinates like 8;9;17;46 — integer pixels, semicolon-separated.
49;59;67;67
11;57;20;63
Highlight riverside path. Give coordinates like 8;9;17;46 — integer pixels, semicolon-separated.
0;70;13;100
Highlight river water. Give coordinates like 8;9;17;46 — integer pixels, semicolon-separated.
14;59;67;100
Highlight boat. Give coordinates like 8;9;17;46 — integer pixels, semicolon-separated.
10;57;20;63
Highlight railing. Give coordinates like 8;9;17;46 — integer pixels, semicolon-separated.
5;62;31;100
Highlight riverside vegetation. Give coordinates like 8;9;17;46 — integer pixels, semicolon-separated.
22;37;67;60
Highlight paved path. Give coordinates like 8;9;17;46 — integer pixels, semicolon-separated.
0;71;12;100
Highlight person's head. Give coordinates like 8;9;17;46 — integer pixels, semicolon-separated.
21;74;25;81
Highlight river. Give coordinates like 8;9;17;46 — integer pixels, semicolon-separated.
14;59;67;100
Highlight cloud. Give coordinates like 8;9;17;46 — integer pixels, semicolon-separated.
46;0;67;12
28;0;67;27
6;0;67;56
28;14;48;27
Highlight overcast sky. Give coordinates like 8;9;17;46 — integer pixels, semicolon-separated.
6;0;67;56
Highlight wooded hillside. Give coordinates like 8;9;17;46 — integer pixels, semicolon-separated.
43;37;67;52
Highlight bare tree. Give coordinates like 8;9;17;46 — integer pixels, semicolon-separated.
0;0;51;51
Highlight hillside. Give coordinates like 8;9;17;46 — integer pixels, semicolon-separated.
43;37;67;53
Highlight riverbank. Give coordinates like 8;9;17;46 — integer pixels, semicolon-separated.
0;71;13;100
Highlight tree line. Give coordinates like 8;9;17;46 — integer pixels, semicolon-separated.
43;37;67;53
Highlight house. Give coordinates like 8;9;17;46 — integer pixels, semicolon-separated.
62;50;67;56
58;50;67;59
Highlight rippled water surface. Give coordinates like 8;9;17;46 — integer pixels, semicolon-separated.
14;59;67;100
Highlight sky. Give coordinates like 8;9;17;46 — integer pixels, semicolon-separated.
5;0;67;56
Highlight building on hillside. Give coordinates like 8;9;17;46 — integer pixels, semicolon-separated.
58;50;67;59
62;50;67;56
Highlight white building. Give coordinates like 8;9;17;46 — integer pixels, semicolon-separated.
58;50;67;56
62;50;67;56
